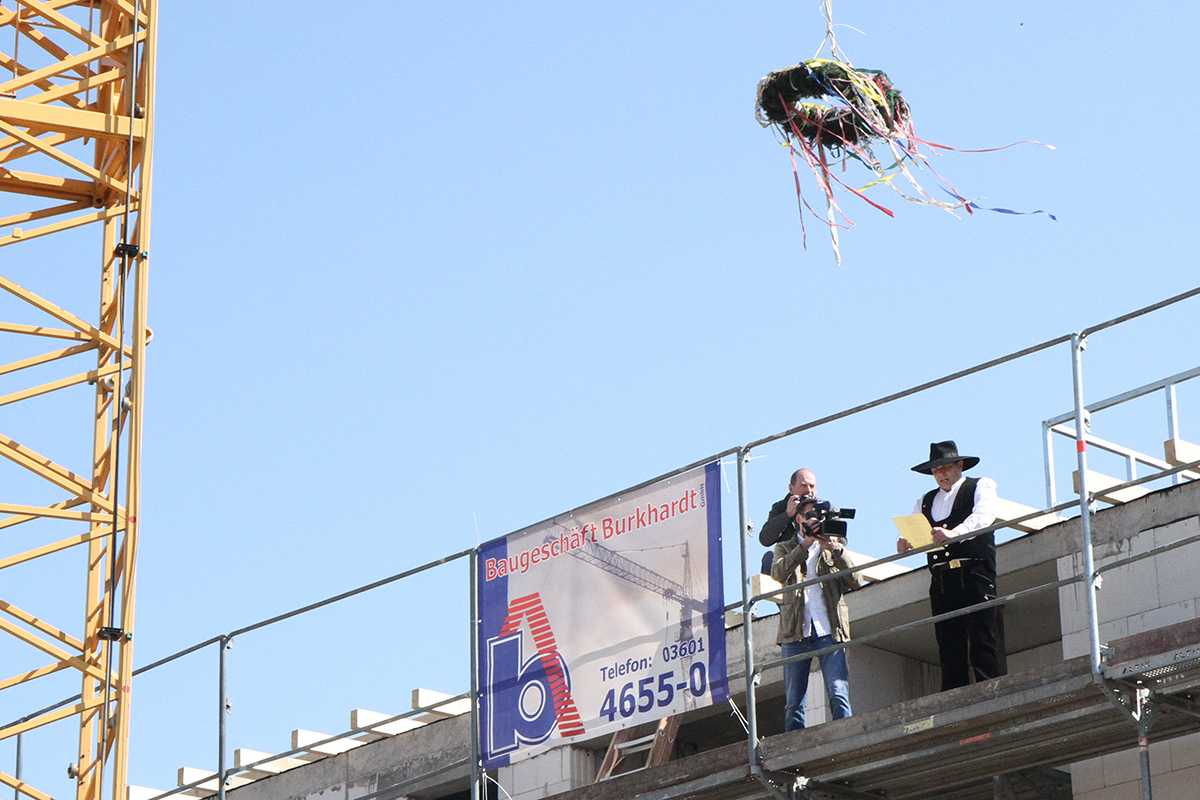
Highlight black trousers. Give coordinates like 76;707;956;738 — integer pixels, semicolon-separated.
929;565;1005;691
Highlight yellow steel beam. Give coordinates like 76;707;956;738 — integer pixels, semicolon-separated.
15;28;97;98
0;496;88;533
2;0;148;32
0;341;98;377
14;0;107;51
25;67;123;107
0;273;124;350
0;200;95;229
0;599;86;652
0;29;143;97
0;97;144;140
0;119;130;194
0;617;114;684
0;502;124;524
0;527;113;570
0;169;97;202
0;359;129;408
0;204;131;246
0;660;74;692
0;322;94;340
0;432;115;512
0;695;106;742
0;0;79;27
0;132;82;163
0;52;72;98
0;769;57;800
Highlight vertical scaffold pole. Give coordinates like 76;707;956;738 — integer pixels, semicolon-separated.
470;549;483;800
13;733;21;800
1137;688;1154;800
1042;420;1057;508
218;636;232;800
1071;334;1103;675
736;448;760;765
1166;382;1181;487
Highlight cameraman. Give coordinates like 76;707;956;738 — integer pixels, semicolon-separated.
758;468;861;731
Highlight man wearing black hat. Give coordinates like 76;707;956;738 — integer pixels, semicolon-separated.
897;441;1004;691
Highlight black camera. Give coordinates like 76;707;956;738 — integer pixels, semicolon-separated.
802;498;855;539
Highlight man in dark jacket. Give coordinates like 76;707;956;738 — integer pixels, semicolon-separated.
759;469;861;730
897;441;1005;691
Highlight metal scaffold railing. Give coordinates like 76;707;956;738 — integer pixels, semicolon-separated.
7;285;1200;800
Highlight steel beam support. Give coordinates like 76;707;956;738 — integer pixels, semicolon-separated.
1154;694;1200;720
749;768;790;800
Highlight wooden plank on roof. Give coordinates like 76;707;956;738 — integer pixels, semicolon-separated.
1165;438;1200;468
1072;469;1152;505
176;768;251;793
412;688;471;718
352;708;425;736
846;549;908;582
233;748;312;778
992;498;1066;532
127;787;166;800
751;573;782;606
291;728;366;756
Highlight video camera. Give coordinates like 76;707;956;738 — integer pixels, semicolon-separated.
800;496;856;539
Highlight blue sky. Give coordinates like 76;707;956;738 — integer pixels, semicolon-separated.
5;1;1200;793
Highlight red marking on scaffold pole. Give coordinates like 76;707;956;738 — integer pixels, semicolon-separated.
1077;440;1087;453
960;732;991;745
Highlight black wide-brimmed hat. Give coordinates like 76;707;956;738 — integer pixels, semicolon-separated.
911;440;980;475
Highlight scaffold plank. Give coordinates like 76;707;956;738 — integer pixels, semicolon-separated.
412;688;471;718
544;618;1200;800
352;708;426;736
291;728;367;756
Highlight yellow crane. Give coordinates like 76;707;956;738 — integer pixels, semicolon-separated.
0;2;157;799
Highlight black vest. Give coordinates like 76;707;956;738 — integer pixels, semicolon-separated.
921;477;996;572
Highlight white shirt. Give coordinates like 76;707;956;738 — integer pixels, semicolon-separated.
802;540;834;637
912;475;998;537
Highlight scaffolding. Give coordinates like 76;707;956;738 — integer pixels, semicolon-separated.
3;237;1197;799
15;289;1183;800
0;3;157;800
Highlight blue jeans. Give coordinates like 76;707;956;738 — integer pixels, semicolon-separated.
781;634;851;731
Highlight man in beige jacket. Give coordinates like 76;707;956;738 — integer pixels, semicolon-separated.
760;468;861;731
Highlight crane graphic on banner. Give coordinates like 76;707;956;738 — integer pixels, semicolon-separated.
546;534;706;708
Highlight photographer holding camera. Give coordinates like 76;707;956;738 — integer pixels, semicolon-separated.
758;469;861;731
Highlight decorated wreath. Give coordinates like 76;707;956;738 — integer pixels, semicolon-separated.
756;59;909;149
755;4;1053;264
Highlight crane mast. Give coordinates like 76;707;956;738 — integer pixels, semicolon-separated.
0;2;156;800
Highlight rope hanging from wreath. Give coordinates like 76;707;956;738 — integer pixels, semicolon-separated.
756;3;1054;264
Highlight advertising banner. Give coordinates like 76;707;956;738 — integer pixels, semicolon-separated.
476;462;726;770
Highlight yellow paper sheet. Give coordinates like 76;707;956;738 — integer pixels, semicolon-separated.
892;514;933;549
